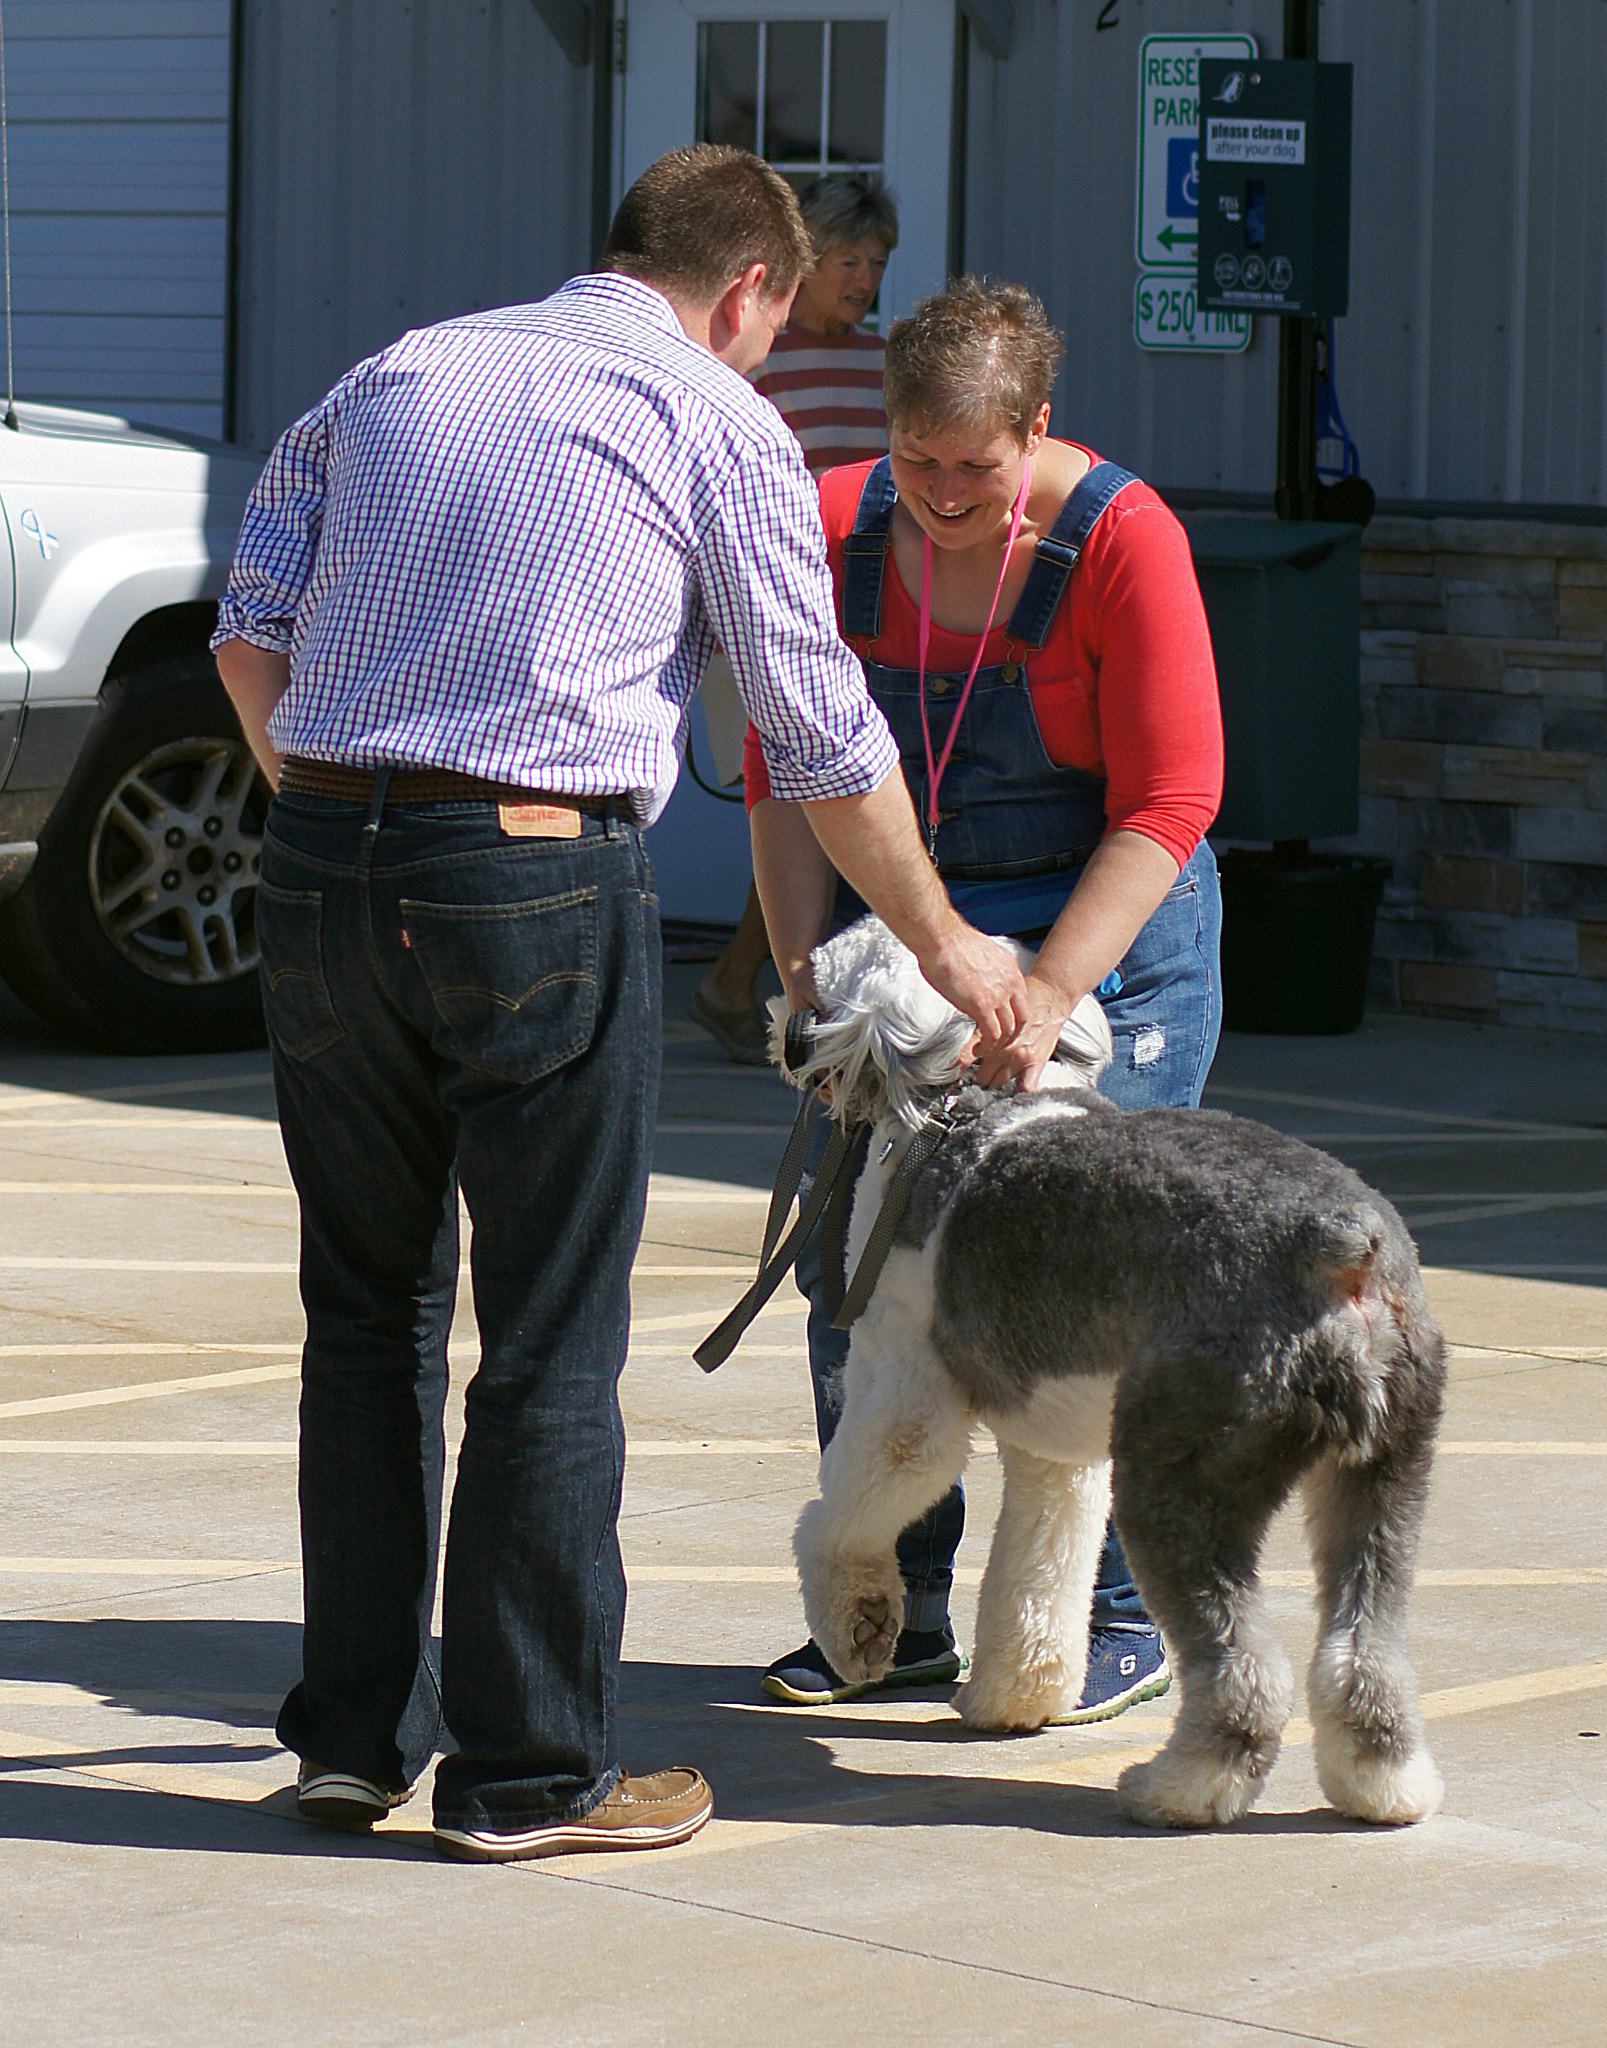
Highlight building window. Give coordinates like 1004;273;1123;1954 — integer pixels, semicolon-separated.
698;19;887;183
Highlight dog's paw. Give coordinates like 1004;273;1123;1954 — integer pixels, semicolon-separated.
797;1538;903;1685
1116;1734;1275;1830
956;1653;1074;1733
1312;1726;1444;1825
810;1580;900;1685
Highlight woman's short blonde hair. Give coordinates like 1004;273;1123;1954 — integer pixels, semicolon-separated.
884;278;1064;445
796;172;899;261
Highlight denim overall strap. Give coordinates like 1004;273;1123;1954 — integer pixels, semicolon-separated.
1004;461;1138;649
840;456;900;639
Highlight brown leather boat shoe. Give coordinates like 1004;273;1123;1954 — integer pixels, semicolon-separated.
433;1766;713;1862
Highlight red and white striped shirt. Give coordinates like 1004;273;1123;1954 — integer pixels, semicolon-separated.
751;326;887;478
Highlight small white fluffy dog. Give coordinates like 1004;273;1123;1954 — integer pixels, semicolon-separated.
775;917;1447;1830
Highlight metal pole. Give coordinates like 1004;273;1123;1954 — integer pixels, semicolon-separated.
1275;0;1319;519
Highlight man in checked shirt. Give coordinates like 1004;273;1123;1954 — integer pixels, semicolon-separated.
212;145;1027;1863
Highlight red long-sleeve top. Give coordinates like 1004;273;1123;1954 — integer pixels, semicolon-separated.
743;446;1223;870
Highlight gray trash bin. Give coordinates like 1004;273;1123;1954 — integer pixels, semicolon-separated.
1183;517;1382;1033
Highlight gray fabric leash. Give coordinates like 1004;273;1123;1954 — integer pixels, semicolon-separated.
694;1087;964;1370
693;1094;857;1373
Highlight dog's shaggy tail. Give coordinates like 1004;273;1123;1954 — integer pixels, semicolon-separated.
1301;1210;1384;1291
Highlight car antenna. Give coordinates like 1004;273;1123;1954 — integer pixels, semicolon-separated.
0;0;17;430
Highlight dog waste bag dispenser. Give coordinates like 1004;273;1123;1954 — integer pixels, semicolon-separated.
1196;59;1351;321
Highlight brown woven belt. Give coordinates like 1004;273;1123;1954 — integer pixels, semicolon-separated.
279;756;612;812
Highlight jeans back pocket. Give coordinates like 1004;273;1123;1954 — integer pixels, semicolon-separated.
400;886;599;1086
257;882;346;1060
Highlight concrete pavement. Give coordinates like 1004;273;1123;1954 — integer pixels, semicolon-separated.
0;962;1603;2045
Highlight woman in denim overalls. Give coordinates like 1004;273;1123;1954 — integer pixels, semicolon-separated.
749;280;1224;1716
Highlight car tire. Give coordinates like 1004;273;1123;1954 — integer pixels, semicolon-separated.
0;658;270;1052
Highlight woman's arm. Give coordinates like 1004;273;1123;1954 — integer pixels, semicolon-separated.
972;828;1179;1091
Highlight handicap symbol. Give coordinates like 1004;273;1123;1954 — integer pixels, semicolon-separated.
1165;136;1199;220
19;508;57;560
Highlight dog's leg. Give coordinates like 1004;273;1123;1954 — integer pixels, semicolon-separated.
958;1449;1109;1732
794;1256;971;1687
1302;1425;1443;1825
1110;1424;1297;1829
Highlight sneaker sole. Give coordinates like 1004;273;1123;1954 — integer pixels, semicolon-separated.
297;1774;414;1830
1046;1663;1172;1727
434;1801;713;1863
760;1652;965;1706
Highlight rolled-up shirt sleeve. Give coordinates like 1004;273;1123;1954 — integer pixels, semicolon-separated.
695;437;897;803
210;395;336;655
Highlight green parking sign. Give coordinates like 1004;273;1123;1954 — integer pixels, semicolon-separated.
1134;272;1252;354
1135;31;1257;270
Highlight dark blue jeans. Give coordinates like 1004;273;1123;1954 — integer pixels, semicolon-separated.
801;843;1224;1635
259;787;659;1829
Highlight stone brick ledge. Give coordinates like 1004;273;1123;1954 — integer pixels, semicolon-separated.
1332;521;1607;1034
1366;516;1607;563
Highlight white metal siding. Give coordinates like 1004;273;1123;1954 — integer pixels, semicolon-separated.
231;0;592;452
3;0;231;437
964;0;1607;509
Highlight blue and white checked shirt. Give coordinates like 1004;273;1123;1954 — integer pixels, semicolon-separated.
213;273;897;821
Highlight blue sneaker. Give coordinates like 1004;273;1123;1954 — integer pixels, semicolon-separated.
761;1626;965;1704
1049;1623;1170;1725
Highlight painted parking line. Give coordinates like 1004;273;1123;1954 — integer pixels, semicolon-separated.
0;1070;273;1107
0;1257;300;1273
1203;1084;1595;1139
0;1722;284;1806
0;1116;283;1131
0;1557;298;1577
632;1302;801;1334
0;1365;302;1419
0;1681;280;1714
0;1343;302;1359
1405;1191;1607;1229
0;1182;297;1196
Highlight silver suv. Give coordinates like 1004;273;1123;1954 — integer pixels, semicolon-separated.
0;402;266;1051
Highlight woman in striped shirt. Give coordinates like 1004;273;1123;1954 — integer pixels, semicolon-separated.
690;174;900;1062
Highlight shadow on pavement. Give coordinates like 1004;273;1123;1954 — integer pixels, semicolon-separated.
0;1636;1381;1854
0;1617;301;1728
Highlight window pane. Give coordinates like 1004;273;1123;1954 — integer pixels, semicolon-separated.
699;22;759;152
766;20;823;163
829;20;885;164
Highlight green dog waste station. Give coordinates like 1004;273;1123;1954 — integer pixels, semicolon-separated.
1184;516;1389;1035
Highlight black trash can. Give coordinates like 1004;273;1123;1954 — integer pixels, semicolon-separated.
1218;850;1391;1035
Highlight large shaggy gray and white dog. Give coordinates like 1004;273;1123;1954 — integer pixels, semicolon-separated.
777;916;1447;1829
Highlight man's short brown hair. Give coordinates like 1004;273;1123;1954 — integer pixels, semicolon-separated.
602;144;814;304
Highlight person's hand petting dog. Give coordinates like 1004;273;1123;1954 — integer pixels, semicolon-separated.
971;965;1075;1093
914;914;1030;1058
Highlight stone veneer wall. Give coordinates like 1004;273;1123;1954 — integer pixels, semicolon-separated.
1331;517;1607;1034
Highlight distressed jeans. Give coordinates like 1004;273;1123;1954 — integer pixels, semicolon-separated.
260;786;659;1828
799;842;1224;1634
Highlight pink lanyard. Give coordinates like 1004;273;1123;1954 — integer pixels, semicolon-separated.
916;460;1032;855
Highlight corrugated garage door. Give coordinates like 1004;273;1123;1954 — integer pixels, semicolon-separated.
4;0;230;437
